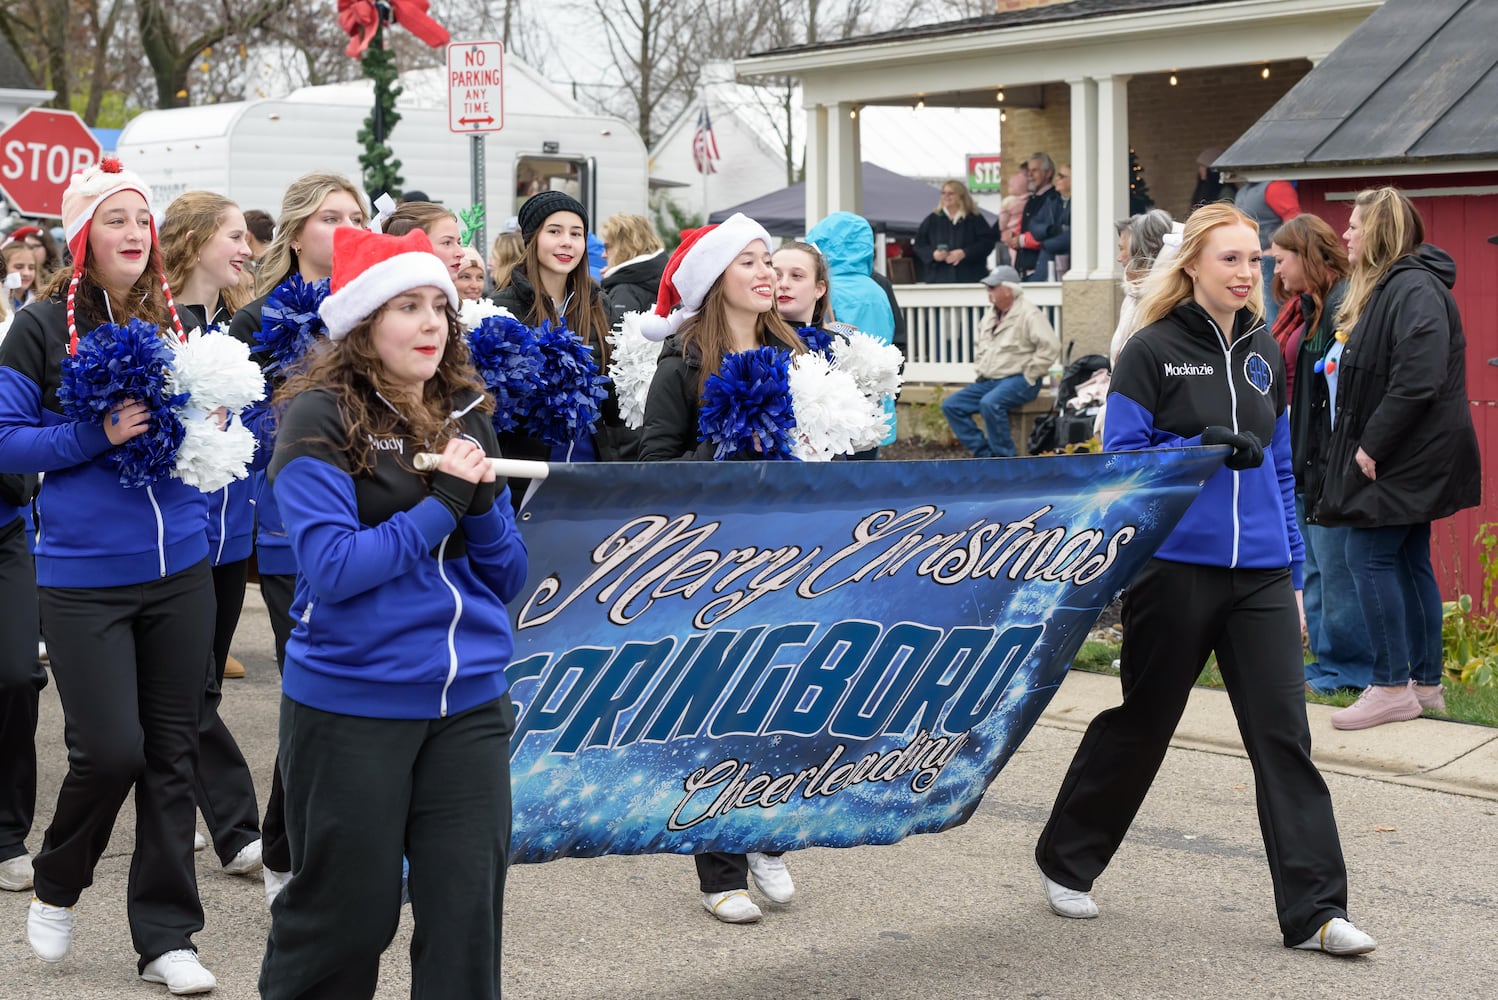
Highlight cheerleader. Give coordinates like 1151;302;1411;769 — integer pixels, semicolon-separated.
0;160;218;992
381;200;467;277
159;190;265;877
637;214;804;922
257;226;524;999
0;468;40;896
2;241;38;314
226;173;366;900
489;191;632;471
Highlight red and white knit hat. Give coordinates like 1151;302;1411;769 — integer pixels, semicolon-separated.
638;213;772;342
319;226;459;340
58;157;183;354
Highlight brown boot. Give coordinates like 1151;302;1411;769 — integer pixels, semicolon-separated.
223;655;246;679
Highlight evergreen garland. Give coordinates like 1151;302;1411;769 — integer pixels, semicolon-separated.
357;22;404;197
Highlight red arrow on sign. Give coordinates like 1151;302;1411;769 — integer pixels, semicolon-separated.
458;116;496;127
0;109;103;218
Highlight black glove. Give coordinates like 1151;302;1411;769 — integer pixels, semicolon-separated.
1201;426;1264;470
468;478;496;517
428;470;478;522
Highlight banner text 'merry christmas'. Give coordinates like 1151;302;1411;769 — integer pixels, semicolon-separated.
516;505;1138;632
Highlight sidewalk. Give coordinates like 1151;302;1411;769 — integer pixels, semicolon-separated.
1040;668;1498;800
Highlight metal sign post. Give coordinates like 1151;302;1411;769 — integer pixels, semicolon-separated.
446;40;506;253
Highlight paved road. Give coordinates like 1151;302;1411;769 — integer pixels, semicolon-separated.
4;586;1497;999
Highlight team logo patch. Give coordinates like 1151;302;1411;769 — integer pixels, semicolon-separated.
1244;352;1273;395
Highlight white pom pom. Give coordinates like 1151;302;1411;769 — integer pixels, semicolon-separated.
174;415;258;492
606;311;662;430
787;352;888;460
169;327;267;412
458;298;516;331
830;331;904;405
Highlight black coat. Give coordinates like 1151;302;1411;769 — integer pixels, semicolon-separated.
600;251;667;325
1289;281;1346;495
1310;246;1481;527
638;334;715;462
914;210;995;283
1015;187;1060;276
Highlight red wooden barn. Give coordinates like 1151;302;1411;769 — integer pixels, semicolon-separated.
1217;0;1498;603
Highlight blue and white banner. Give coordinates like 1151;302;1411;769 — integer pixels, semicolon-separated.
506;450;1223;863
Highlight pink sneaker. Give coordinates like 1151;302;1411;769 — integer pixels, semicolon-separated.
1409;680;1446;714
1331;685;1422;731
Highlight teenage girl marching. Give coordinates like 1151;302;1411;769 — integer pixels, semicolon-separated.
0;160;220;993
160;190;266;879
637;214;805;922
257;226;525;999
226;172;367;900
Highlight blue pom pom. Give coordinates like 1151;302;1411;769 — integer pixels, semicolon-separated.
59;318;187;488
798;325;837;358
466;313;540;435
698;346;798;461
257;275;330;379
525;319;608;448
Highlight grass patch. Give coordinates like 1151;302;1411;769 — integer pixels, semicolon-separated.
1071;642;1498;728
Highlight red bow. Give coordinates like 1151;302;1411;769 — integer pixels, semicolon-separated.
337;0;450;58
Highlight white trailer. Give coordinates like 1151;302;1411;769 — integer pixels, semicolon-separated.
115;62;648;241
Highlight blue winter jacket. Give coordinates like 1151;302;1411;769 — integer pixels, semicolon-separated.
0;295;209;587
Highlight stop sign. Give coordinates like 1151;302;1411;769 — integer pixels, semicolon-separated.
0;109;102;218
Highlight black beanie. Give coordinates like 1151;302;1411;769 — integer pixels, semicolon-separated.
518;191;589;243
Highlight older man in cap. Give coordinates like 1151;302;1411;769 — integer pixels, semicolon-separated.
941;265;1060;457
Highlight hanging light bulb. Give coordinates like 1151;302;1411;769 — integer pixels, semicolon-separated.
1262;65;1271;79
1000;111;1008;124
1169;72;1178;86
916;96;925;109
997;87;1006;103
850;107;858;120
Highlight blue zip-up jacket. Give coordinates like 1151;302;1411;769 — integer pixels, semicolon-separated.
0;295;209;586
270;387;528;720
181;300;261;567
1105;301;1304;587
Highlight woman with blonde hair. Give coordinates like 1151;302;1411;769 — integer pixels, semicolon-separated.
914;179;994;283
1034;202;1377;957
159;190;266;879
488;230;524;292
1312;188;1479;730
599;212;666;322
1266;214;1368;694
227;171;367;902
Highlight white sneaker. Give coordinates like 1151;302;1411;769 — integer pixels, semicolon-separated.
0;853;33;891
1040;867;1099;919
746;852;795;904
263;867;291;909
26;898;73;963
192;831;206;853
140;949;217;994
702;889;762;924
223;839;263;876
1294;917;1377;956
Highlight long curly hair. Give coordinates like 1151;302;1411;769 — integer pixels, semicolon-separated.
160;191;252;316
1134;203;1265;332
274;300;491;477
1268;213;1348;333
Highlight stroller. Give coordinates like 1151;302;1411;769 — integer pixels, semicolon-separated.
1026;345;1111;455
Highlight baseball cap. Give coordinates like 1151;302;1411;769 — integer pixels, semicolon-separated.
982;265;1021;287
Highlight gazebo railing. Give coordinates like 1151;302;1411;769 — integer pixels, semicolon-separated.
893;282;1064;384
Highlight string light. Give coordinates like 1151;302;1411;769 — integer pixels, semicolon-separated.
1169;72;1178;86
1262;65;1271;79
1000;111;1008;123
996;87;1006;103
916;96;925;109
849;107;858;120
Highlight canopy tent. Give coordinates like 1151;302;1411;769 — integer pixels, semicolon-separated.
707;162;995;238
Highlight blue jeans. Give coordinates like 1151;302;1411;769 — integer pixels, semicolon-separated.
1342;522;1443;687
1296;496;1373;692
942;374;1039;457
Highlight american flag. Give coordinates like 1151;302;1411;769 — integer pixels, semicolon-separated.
692;107;720;175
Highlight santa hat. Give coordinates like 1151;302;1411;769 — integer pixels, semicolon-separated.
57;157;182;355
638;213;772;342
319;227;459;341
3;226;41;247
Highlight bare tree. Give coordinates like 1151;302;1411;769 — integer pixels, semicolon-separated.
575;0;707;147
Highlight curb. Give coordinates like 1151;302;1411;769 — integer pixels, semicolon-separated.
1039;668;1498;801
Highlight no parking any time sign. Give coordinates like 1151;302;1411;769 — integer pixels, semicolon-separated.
447;41;505;134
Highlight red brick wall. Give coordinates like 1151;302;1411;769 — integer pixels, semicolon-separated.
999;61;1310;220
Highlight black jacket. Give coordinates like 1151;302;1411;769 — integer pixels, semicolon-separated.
638;334;715;462
1310;246;1480;527
1288;281;1346;495
600;251;667;325
914;211;995;283
1015;186;1060;276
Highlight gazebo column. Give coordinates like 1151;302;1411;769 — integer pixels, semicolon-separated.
1065;76;1097;278
1091;74;1131;281
804;104;829;226
827;102;863;216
